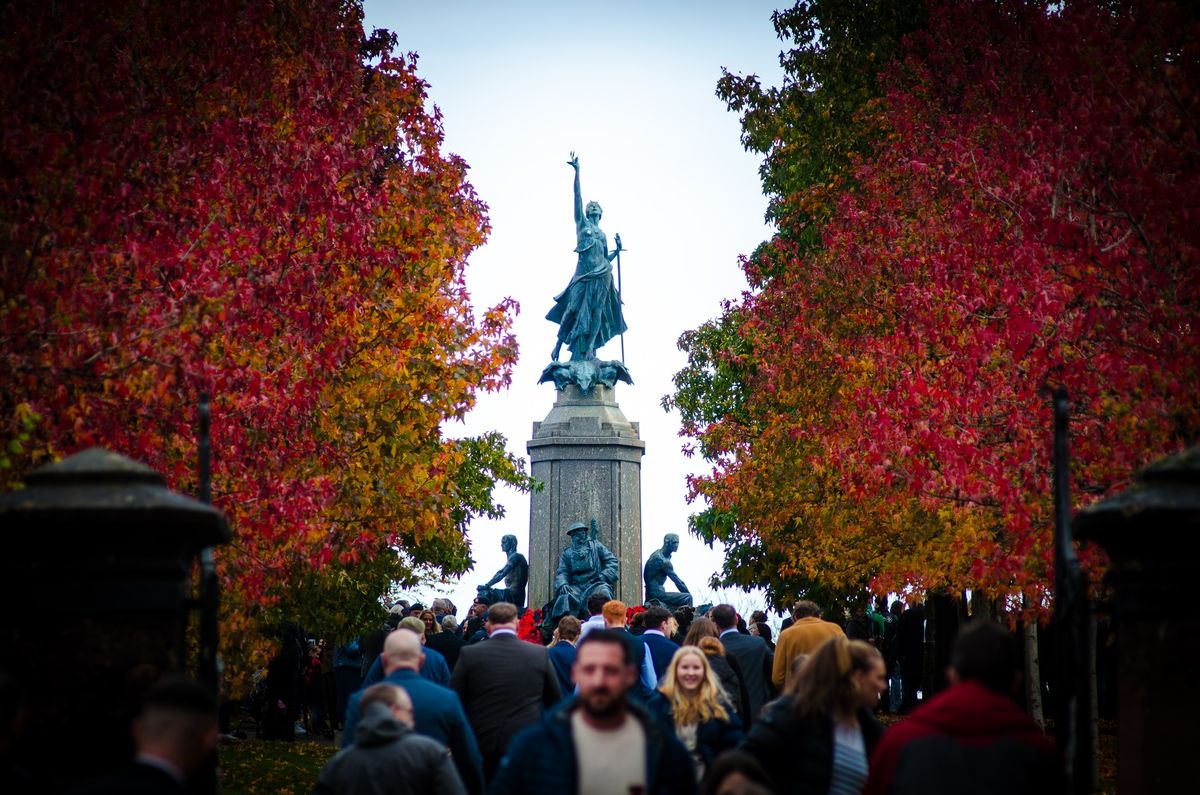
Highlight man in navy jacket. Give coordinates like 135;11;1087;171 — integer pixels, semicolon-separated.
640;606;681;680
490;630;696;795
342;630;483;795
548;615;581;699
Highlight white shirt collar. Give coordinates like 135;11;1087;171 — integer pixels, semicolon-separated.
719;628;739;637
489;627;518;638
642;629;665;637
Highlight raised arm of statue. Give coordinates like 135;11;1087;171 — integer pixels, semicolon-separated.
569;153;582;225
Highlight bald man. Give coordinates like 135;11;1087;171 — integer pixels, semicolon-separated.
343;630;484;795
317;683;466;795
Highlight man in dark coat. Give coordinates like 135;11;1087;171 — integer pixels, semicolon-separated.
712;604;773;727
342;629;483;795
449;602;562;781
548;615;582;699
489;630;697;795
426;616;467;671
640;606;681;680
315;684;465;795
863;620;1058;795
896;598;927;714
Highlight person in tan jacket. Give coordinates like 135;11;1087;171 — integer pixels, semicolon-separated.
771;601;846;690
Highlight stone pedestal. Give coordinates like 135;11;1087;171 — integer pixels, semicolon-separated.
527;384;644;610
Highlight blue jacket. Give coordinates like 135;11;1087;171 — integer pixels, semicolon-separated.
343;669;484;795
613;628;658;703
547;641;577;699
488;697;697;795
362;644;452;687
642;631;681;680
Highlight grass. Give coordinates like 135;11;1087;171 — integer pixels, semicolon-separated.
219;739;337;795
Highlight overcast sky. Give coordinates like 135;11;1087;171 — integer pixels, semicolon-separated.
362;0;786;619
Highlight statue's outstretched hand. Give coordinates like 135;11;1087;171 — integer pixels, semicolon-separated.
567;152;579;170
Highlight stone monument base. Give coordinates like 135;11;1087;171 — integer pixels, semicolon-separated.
527;383;644;611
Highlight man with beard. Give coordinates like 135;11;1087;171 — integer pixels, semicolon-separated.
489;630;696;795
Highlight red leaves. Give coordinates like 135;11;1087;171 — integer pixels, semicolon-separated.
679;0;1200;607
1;0;523;676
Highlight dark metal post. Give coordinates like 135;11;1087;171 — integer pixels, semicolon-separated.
1052;388;1092;795
198;393;219;690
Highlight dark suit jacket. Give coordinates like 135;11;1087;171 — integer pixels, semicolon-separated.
78;761;183;795
719;629;774;724
547;641;577;699
641;630;680;680
449;631;562;754
426;630;467;671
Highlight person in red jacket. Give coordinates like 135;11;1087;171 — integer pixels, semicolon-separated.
863;619;1059;795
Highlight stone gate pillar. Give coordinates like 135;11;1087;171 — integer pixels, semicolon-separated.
527;384;644;610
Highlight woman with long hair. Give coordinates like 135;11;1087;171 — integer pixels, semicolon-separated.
652;646;744;780
685;618;753;722
741;637;886;795
419;609;438;641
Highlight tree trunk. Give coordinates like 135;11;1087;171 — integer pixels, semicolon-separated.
970;589;992;620
1024;620;1045;729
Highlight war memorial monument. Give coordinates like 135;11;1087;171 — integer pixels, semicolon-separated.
479;154;692;621
524;154;645;621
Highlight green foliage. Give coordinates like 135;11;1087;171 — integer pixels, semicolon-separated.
718;0;926;261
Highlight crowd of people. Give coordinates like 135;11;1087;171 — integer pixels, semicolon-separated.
305;594;1058;795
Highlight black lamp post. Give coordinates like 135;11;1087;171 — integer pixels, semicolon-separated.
1074;445;1200;794
0;447;230;791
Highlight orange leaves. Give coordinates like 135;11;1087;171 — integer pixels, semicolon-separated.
1;0;530;679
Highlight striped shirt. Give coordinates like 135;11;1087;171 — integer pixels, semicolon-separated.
828;722;869;795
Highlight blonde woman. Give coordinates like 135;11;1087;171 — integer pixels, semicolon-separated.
651;645;744;780
684;618;753;722
741;637;886;795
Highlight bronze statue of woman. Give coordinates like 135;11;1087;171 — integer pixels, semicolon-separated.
546;153;627;361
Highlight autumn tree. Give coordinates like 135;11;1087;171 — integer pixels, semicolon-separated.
0;0;531;674
672;0;1199;610
669;0;927;608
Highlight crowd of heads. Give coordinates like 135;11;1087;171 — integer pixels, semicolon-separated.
61;586;1046;794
